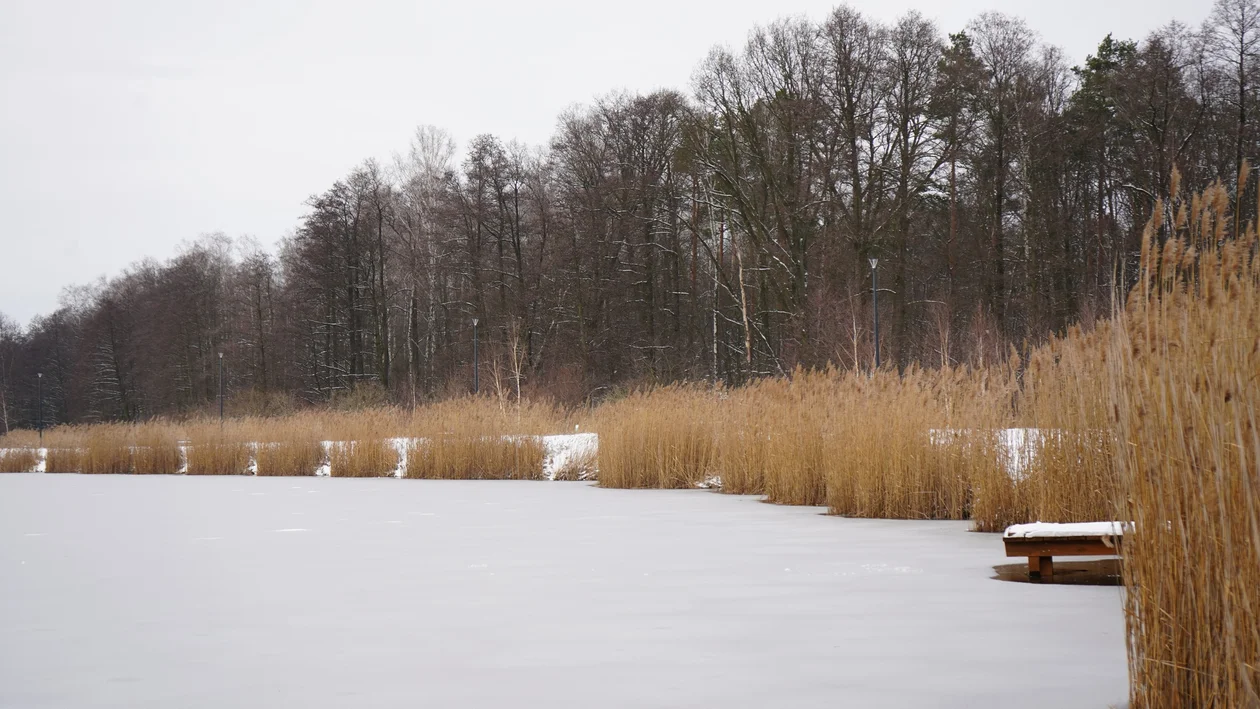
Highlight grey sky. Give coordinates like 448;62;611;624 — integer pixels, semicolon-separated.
1;0;1211;327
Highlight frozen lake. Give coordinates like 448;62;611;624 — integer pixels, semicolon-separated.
0;476;1128;708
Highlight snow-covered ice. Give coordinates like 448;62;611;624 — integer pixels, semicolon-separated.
0;475;1127;708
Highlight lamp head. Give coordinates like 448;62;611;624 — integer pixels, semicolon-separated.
472;318;479;327
869;258;879;269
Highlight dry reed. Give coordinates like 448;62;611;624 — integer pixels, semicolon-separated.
185;432;251;475
595;386;716;489
1015;326;1119;525
82;426;133;474
824;367;1007;520
329;440;398;478
406;435;545;479
133;423;182;474
0;448;38;473
1110;179;1260;708
255;441;324;476
0;398;575;480
44;447;83;473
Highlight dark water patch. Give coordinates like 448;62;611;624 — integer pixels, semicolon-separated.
993;558;1122;586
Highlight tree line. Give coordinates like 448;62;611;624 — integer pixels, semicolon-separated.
1;1;1254;430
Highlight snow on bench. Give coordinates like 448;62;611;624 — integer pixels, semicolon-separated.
1003;521;1127;539
1002;522;1126;580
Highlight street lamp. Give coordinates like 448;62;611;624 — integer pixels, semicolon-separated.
218;352;224;426
869;258;880;370
471;318;480;395
37;372;43;446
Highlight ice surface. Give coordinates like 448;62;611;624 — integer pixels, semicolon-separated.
0;476;1128;709
1004;521;1128;539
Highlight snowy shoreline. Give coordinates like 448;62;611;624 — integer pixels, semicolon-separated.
1;433;599;481
2;428;1096;483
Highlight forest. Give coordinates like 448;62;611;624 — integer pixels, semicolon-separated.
0;0;1254;429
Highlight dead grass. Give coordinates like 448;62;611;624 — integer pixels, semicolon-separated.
593;367;1013;520
0;429;42;448
255;441;324;476
82;426;133;475
595;385;716;489
0;399;575;480
824;367;1009;520
1109;178;1260;708
329;440;398;478
44;447;84;473
1015;326;1119;525
0;448;38;473
712;387;770;495
406;436;546;479
133;423;182;474
185;431;251;475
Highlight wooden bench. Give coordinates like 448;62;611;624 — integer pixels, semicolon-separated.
1002;522;1125;580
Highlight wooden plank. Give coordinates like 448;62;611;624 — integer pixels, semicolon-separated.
1003;537;1120;558
1038;555;1054;578
1028;556;1042;578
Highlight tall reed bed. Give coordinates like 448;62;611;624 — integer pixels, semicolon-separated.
1109;180;1259;708
405;436;545;479
0;397;575;478
185;422;252;475
0;448;38;472
1015;326;1119;525
44;447;84;473
255;441;323;477
594;366;1012;518
251;417;324;477
402;397;558;479
595;385;717;489
759;374;830;506
825;366;1013;521
82;425;134;474
329;440;398;477
133;423;182;474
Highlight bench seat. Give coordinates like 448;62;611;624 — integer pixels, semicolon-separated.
1002;522;1125;579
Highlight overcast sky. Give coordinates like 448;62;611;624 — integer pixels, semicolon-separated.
0;0;1212;327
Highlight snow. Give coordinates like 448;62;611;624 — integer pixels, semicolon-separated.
541;432;598;480
1004;522;1128;539
0;447;49;473
931;428;1045;481
997;428;1042;480
0;475;1129;708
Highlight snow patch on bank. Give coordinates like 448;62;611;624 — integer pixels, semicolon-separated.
542;433;598;480
305;433;597;480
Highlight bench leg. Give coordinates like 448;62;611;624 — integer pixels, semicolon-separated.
1028;556;1054;580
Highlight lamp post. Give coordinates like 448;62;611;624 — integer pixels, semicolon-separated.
37;372;43;447
471;318;480;395
218;352;224;426
869;258;880;371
